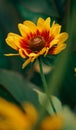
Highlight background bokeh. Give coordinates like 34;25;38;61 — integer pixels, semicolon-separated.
0;0;76;110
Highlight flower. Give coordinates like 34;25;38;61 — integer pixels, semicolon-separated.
1;98;76;130
5;17;68;68
74;68;76;76
0;98;64;130
40;115;63;130
74;68;76;73
40;106;76;130
0;98;38;130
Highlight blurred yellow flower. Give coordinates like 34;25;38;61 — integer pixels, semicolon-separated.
5;17;68;68
0;98;64;130
1;97;76;130
0;98;38;130
40;115;63;130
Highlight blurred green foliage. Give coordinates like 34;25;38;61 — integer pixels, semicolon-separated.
0;0;76;110
0;70;39;107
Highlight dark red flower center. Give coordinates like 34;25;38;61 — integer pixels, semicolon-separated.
29;36;45;52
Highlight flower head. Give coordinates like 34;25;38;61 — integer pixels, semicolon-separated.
0;98;64;130
40;115;63;130
1;98;76;130
0;98;38;130
5;17;68;68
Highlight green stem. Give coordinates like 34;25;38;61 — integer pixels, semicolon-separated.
38;57;56;114
38;57;47;92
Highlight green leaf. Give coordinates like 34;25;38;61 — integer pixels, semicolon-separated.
0;84;16;103
0;69;39;107
34;89;62;115
0;84;25;111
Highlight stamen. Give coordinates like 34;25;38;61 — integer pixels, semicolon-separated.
29;36;45;51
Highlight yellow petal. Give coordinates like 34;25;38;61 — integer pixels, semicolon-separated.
0;98;26;125
0;98;32;130
4;53;19;56
29;52;37;57
39;47;47;55
22;57;32;69
44;48;49;56
31;47;46;62
44;17;51;30
37;17;50;31
19;49;28;58
37;17;45;32
51;23;61;36
37;17;45;26
18;24;31;37
31;55;38;63
24;47;46;64
49;39;59;48
53;43;66;54
40;115;63;130
23;103;38;125
57;32;68;43
5;33;21;50
23;20;37;32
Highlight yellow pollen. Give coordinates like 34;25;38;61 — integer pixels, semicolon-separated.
29;36;45;52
